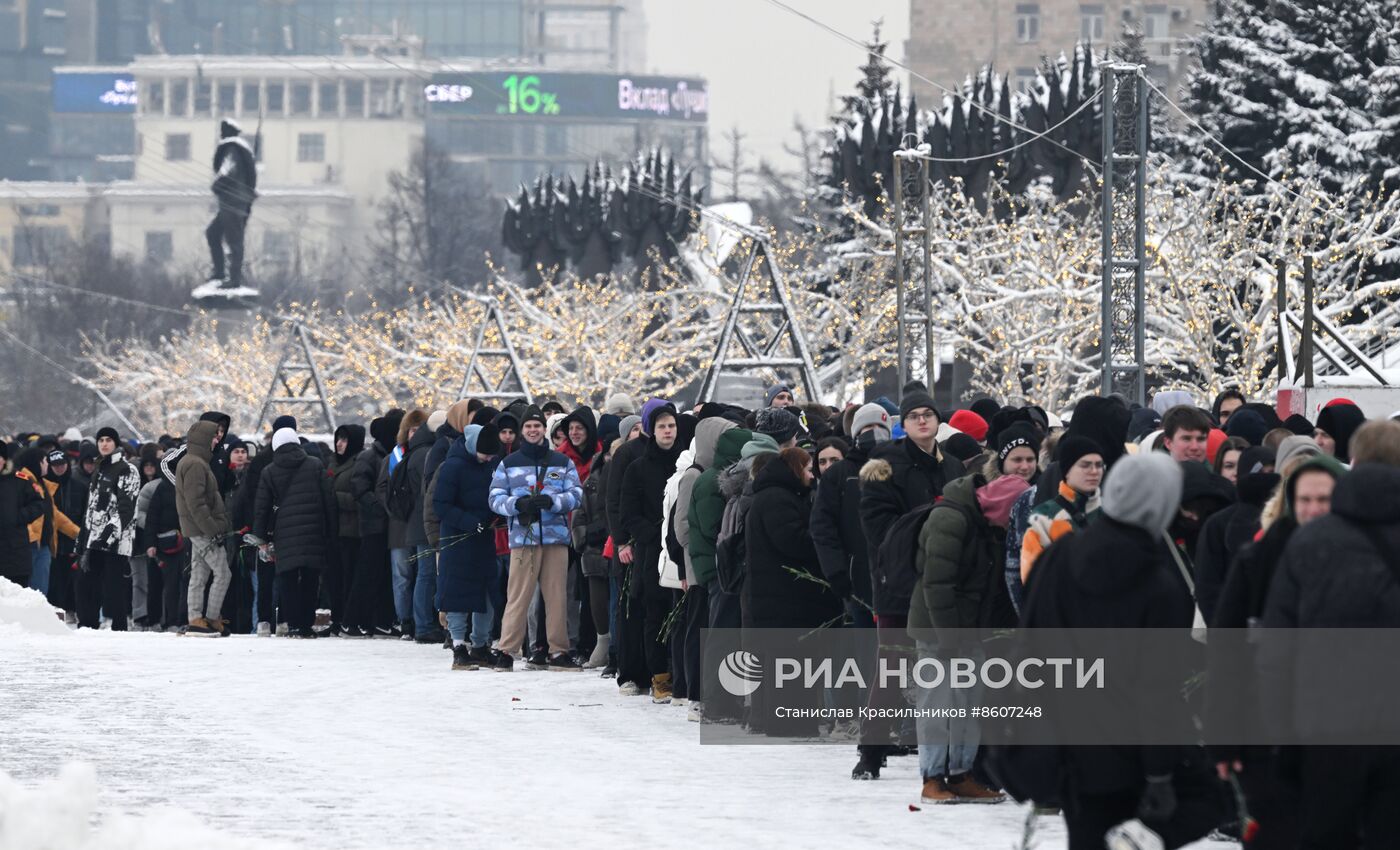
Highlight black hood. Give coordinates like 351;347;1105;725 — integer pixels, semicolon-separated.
369;413;401;453
1067;396;1131;470
1331;464;1400;525
199;411;232;434
334;424;366;463
1316;403;1367;463
561;405;599;461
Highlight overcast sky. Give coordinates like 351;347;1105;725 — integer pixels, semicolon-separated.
642;0;910;171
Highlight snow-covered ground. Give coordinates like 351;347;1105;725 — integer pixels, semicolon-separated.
0;599;1234;849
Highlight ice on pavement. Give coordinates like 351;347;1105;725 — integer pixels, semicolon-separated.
0;577;69;637
0;625;1234;849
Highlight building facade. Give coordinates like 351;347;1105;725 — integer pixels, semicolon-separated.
905;0;1211;99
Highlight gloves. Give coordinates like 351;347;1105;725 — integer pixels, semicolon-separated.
1137;774;1177;823
527;494;554;512
514;495;536;515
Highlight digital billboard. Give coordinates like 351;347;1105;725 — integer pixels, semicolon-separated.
53;73;138;113
424;72;707;122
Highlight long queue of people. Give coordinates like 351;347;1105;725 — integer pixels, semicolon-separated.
4;383;1398;848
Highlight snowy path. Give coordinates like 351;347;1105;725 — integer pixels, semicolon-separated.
0;629;1233;849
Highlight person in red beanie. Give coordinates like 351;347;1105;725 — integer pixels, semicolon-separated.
948;410;989;445
1206;428;1229;466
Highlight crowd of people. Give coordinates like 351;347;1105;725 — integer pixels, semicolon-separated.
4;381;1399;849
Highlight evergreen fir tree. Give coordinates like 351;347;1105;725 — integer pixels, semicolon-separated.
839;21;894;118
1172;0;1386;195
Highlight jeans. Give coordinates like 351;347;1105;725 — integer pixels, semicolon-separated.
412;545;437;636
390;547;413;624
29;543;51;596
470;556;505;648
915;640;983;779
446;611;470;645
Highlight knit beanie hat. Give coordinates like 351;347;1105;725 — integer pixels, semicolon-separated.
977;474;1032;528
1207;428;1229;465
465;423;502;457
764;384;793;407
272;427;298;451
95;426;120;443
754;407;800;444
949;410;989;443
1101;453;1184;536
899;391;940;423
1057;435;1104;471
1275;435;1321;475
1224;409;1268;446
604;393;635;416
740;433;780;459
520;405;546;428
996;423;1042;471
1282;414;1314;436
617;415;642;441
62;427;82;444
849;402;892;440
272;415;297;432
943;433;984;464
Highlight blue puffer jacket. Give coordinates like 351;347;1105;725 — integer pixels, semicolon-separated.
488;439;583;549
433;432;499;614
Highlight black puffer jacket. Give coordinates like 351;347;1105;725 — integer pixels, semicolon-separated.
1260;463;1400;740
1193;470;1276;623
744;458;841;629
141;478;182;554
619;436;682;595
331;424;365;539
401;423;437;547
858;437;966;581
352;418;393;537
253;442;335;573
0;472;44;583
810;442;872;602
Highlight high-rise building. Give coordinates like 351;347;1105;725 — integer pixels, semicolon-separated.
904;0;1211;101
0;0;69;179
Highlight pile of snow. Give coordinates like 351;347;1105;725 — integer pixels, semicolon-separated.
0;577;68;636
0;763;291;850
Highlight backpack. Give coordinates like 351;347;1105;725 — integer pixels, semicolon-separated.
714;492;749;595
871;503;935;616
386;450;417;522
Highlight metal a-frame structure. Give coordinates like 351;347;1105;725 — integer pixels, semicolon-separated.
457;294;533;403
697;238;821;403
257;317;337;433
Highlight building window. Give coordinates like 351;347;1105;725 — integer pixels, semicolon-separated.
242;82;260;115
170;80;188;116
165;133;191;161
144;230;172;263
1144;4;1170;38
345;80;364;115
267;82;284;114
318;82;339;117
290;83;312;115
145;80;165;114
194;79;212;115
297;132;325;162
12;226;70;268
1080;4;1105;41
1014;4;1040;43
218;82;236;114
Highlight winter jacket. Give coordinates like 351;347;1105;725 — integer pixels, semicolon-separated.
605;436;646;545
175;421;230;539
858;438;966;569
742;456;841;629
573;460;615;579
16;469;78;555
422;422;460;546
0;472;45;583
398;424;437;547
810;442;873;603
81;452;141;556
253;442;335;573
559;406;601;484
687;428;752;587
908;474;1009;639
1004;485;1038;613
1019;513;1196;794
352;441;390;537
432;437;498;614
1259;463;1400;740
142;478;182;554
230;445;270;533
619;436;683;593
330;424;365;539
1193;470;1273;623
1020;480;1100;581
672;418;737;585
488;439;583;549
213;134;257;214
48;467;85;561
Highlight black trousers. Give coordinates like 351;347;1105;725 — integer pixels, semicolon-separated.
256;560;275;625
618;553;671;688
1063;788;1139;850
1298;745;1400;850
345;532;387;630
205;206;248;285
76;549;130;630
680;585;709;703
160;550;189;629
144;557;164;627
276;568;318;631
326;537;357;627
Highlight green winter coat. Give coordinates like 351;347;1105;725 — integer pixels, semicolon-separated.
175;420;230;539
907;473;997;642
686;428;752;586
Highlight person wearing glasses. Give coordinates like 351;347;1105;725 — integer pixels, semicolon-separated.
1019;436;1104;583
